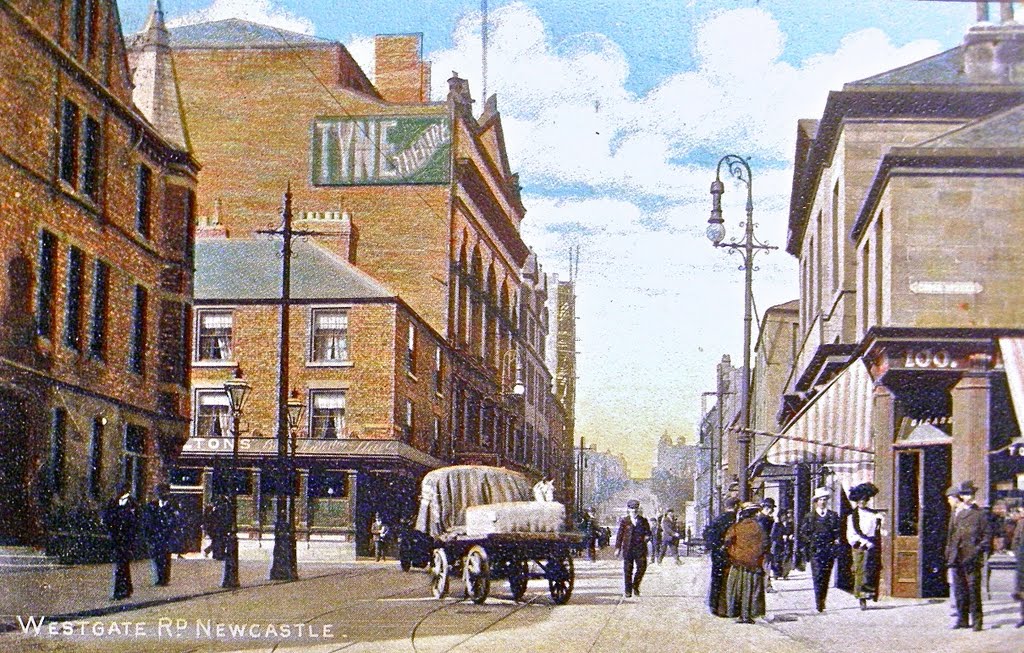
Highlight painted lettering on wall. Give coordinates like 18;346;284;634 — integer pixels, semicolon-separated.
311;116;451;185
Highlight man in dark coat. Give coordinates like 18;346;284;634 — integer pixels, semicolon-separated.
102;483;140;599
144;483;179;586
1011;504;1023;628
756;498;776;593
704;496;740;616
945;480;990;631
614;499;651;597
800;487;841;613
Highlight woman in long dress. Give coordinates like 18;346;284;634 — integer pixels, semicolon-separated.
847;483;883;610
724;502;769;624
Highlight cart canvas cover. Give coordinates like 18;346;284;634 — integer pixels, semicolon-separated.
415;465;533;537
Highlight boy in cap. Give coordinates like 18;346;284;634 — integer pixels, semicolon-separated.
756;498;776;593
614;499;651;598
945;480;990;631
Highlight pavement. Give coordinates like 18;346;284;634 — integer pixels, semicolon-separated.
0;550;1020;653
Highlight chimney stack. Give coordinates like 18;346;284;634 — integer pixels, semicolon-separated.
374;34;430;103
964;2;1024;83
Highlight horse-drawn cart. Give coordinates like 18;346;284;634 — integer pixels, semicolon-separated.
413;466;582;605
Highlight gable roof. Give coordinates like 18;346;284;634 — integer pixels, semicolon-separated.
195;238;395;301
162;18;330;49
847;47;968;89
913;101;1024;150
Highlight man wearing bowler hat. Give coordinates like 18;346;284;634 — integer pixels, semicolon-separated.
800;487;841;612
945;480;990;631
614;499;651;598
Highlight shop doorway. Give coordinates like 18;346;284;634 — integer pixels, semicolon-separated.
0;391;32;544
892;445;951;598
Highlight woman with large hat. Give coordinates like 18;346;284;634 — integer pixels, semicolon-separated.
847;482;883;609
724;502;769;624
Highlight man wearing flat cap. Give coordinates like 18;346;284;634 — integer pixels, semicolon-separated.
847;483;882;609
614;499;651;598
800;487;841;613
945;480;990;631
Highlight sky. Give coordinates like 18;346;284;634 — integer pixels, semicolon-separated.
119;0;977;476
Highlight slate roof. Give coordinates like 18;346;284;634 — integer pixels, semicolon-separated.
195;239;394;301
847;47;968;88
165;19;330;49
912;102;1024;150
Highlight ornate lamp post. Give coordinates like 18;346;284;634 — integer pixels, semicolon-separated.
706;155;776;502
286;392;305;455
221;376;251;589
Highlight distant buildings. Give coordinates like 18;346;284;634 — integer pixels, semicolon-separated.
0;1;197;555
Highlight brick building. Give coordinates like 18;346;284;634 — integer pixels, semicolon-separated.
123;15;571;546
764;2;1024;598
176;235;447;557
0;1;197;556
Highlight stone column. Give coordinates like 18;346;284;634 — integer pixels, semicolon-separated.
871;383;898;596
952;367;991;507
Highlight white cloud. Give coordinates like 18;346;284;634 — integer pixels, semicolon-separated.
167;0;315;34
344;35;376;81
428;4;941;200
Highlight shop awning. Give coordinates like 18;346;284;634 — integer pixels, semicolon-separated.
180;437;447;469
999;337;1024;438
764;358;875;466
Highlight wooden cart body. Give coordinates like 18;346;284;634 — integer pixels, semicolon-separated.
413;465;582;604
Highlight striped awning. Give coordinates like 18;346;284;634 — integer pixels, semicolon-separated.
999;338;1024;438
765;358;875;466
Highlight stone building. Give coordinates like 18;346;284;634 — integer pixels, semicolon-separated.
0;1;197;556
768;2;1024;598
546;274;577;507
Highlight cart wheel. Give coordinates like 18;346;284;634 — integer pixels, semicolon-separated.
429;548;450;599
463;545;491;605
547;554;574;605
508;559;529;601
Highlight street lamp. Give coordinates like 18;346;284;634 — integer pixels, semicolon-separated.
286;391;305;455
222;376;251;589
575;436;594;516
706;155;776;502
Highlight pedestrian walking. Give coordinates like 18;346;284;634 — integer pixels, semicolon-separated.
724;502;769;624
756;498;776;593
945;480;990;631
847;482;883;610
371;513;390;561
579;508;598;562
202;495;229;560
652;513;663;563
704;496;740;616
770;509;795;580
102;484;139;600
614;499;651;598
659;509;681;564
800;487;841;613
1011;503;1024;628
143;483;179;586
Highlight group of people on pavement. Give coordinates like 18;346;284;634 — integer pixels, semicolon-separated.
101;483;186;600
703;482;882;624
699;477;1024;631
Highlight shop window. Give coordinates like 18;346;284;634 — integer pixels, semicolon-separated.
311;391;345;439
123;424;146;500
196;310;233;362
310;309;348;363
195;389;231;438
308;471;348;498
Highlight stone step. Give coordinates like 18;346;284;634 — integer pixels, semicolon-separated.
0;546;64;569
